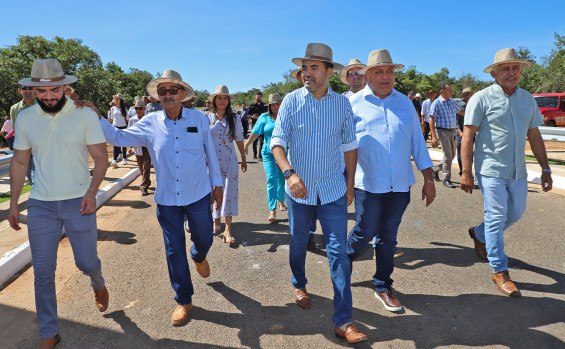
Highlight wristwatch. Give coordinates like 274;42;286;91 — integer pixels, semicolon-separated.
542;168;552;174
283;168;295;180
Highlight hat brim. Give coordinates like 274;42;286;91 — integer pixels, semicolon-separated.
290;68;302;80
209;93;236;101
146;77;195;100
292;57;344;71
339;64;367;85
18;75;78;87
483;60;532;73
359;63;404;74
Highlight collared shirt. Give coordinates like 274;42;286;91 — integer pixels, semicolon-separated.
464;83;543;180
248;101;268;125
342;90;354;98
10;99;37;127
429;95;461;129
271;86;358;205
146;101;162;114
1;119;13;134
14;97;106;201
421;99;433;123
127;115;143;155
100;107;223;206
351;86;433;193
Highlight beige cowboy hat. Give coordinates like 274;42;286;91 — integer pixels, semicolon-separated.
146;69;195;100
113;93;126;100
461;87;474;94
209;85;235;101
415;93;422;98
18;59;78;86
339;58;367;84
484;48;532;73
134;99;146;108
290;68;302;80
292;43;344;71
268;93;282;104
359;49;404;74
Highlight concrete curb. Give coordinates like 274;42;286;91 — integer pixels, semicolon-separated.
0;168;140;287
428;148;565;190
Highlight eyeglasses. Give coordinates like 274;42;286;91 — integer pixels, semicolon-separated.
156;87;184;96
20;86;33;90
347;72;364;79
135;107;145;110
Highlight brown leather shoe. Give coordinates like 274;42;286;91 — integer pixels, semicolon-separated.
468;227;488;261
375;290;403;312
334;323;368;344
171;303;193;326
492;271;521;297
39;333;61;349
294;288;311;309
193;259;210;278
93;287;109;312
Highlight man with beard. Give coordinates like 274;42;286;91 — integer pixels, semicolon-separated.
9;59;109;349
10;84;37;184
339;58;367;98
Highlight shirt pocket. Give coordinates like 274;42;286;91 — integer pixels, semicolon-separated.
179;130;202;151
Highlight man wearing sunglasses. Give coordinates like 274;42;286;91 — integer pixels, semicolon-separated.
89;69;223;326
10;85;38;185
339;59;367;98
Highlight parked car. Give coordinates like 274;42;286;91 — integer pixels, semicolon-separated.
533;93;565;127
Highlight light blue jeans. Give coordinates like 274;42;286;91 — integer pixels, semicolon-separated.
474;174;528;273
27;197;105;338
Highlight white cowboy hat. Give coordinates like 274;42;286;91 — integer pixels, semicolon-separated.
209;85;235;100
18;59;78;86
484;48;532;73
134;99;146;108
113;93;126;100
146;69;195;100
292;43;344;71
339;58;367;84
359;49;404;74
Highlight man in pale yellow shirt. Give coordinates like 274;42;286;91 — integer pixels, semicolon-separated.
9;59;109;349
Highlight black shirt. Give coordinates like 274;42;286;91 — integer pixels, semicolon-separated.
248;101;268;125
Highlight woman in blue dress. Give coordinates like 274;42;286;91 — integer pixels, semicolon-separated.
244;93;286;223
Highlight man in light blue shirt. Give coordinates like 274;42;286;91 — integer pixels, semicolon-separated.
346;49;436;313
461;48;552;297
94;70;223;325
271;43;367;344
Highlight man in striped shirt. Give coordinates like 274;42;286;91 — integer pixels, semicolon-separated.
429;83;466;188
271;43;367;344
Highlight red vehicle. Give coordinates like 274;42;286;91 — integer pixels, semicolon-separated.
533;93;565;127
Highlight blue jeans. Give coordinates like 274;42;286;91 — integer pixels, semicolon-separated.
474;174;528;273
156;193;213;305
346;189;410;292
27;197;104;338
286;194;352;327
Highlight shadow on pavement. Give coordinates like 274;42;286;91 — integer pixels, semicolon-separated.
103;199;151;209
97;230;137;245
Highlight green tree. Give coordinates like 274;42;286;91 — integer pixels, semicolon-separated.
538;32;565;93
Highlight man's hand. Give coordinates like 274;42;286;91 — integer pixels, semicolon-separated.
211;186;223;209
80;191;97;215
74;100;102;119
431;136;438;148
422;181;436;206
460;172;475;194
8;205;21;230
541;172;553;192
287;173;308;199
346;186;354;206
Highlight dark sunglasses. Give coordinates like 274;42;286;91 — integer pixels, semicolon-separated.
347;72;364;78
20;86;33;90
135;107;145;110
156;87;184;96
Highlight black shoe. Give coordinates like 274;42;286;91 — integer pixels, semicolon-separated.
443;180;455;188
307;237;320;251
432;170;440;182
141;188;149;196
474;184;480;189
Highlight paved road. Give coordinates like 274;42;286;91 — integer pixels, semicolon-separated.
1;158;564;348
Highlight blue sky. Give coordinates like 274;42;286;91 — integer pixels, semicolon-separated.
2;0;564;93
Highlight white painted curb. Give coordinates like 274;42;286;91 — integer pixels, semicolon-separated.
0;168;140;287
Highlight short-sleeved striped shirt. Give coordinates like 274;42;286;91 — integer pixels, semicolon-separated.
270;86;358;205
429;95;461;129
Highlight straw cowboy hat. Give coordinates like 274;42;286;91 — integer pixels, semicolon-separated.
484;48;532;73
18;59;78;86
292;43;344;71
113;93;126;100
146;69;195;100
290;68;302;80
339;59;367;84
359;49;404;74
462;87;474;94
209;85;235;100
268;93;282;104
134;99;146;108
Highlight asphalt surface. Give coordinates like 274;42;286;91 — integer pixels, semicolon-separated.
1;158;564;348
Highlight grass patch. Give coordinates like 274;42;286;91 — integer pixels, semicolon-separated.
0;184;32;204
525;155;565;166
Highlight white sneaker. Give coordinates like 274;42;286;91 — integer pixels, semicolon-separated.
110;160;118;168
122;159;127;165
117;154;123;162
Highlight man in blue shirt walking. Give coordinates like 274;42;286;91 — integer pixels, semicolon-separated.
271;43;367;344
346;49;436;313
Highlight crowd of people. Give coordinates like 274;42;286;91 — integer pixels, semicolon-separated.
6;41;555;347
